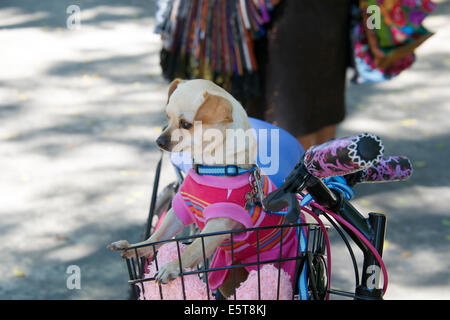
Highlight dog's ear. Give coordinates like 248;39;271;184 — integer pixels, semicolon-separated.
166;78;183;104
194;91;233;124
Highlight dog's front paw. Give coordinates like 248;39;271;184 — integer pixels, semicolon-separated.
107;240;130;251
155;261;181;284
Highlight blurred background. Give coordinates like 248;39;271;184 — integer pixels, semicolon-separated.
0;0;449;299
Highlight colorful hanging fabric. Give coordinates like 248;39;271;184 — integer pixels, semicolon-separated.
155;0;280;100
351;0;436;83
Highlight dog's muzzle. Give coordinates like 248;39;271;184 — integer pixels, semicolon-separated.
156;135;170;150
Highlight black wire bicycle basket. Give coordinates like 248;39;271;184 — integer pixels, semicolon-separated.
124;222;328;300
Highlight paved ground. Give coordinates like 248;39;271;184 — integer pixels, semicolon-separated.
0;0;449;300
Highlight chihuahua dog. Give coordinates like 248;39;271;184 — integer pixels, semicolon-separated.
108;79;297;297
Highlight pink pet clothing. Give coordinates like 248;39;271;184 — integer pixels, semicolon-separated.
171;169;299;291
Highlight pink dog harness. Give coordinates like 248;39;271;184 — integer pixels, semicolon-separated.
172;169;299;290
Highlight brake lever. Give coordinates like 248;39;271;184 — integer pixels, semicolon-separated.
285;192;302;223
263;163;310;222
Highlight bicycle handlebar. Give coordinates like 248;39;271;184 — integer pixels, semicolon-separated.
262;133;406;299
303;133;384;178
263;133;409;223
344;156;413;186
264;133;385;219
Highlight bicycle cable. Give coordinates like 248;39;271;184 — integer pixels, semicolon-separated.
298;201;332;300
312;202;389;294
301;176;360;289
320;210;360;288
298;176;388;296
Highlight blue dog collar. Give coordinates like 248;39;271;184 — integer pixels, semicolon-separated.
193;164;256;176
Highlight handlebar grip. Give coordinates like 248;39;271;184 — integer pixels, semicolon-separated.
345;156;413;185
303;133;384;178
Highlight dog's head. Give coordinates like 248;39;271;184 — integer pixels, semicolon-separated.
156;79;257;166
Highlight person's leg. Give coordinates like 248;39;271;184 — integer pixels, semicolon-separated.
297;132;317;151
315;124;338;145
297;124;337;150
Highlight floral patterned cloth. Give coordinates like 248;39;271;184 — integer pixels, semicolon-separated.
352;0;436;82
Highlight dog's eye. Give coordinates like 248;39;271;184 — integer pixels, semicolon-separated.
180;120;193;130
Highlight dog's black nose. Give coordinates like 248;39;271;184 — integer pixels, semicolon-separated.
156;135;170;149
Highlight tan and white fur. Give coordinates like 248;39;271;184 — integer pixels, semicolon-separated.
108;79;257;297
